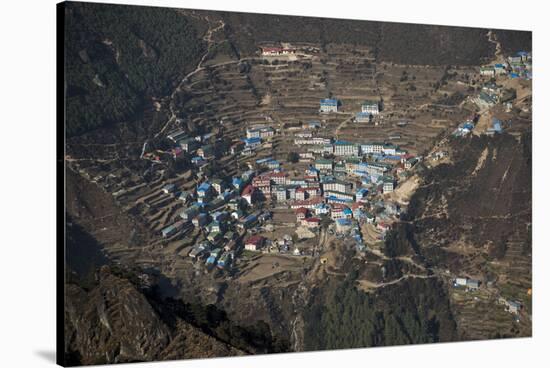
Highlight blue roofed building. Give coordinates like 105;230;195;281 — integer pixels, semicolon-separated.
320;98;338;113
335;218;352;233
243;137;262;148
355;112;371;123
197;182;212;199
333;140;359;156
343;207;353;219
487;118;503;135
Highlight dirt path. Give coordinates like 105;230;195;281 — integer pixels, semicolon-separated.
358;273;436;291
487;30;503;64
153;16;227;140
472;147;489;176
334;114;355;138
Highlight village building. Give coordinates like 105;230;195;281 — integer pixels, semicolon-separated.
480;66;496;77
315;158;334;172
207;231;222;244
330;204;348;219
503;300;522;314
167;129;187;143
319;98;338;113
466;279;481;290
382;177;395;194
355;112;371;123
361;100;379;115
252;176;271;199
365;211;375;224
303;120;322;129
273;186;288;201
404;157;418;170
162;183;176;194
333;140;359;156
266;171;287;185
241;184;256;205
238;214;258;229
245;235;265;251
473;91;497;109
305;186;321;198
295;187;308;201
322;178;353;194
178;137;199;152
178;191;192;203
230;141;245;154
301;217;320;228
197;182;213;199
189;242;211;259
356;188;369;201
197;144;214;159
192;213;210;228
494;63;507;75
266;160;280;170
325;190;355;203
161;224;177;238
260;46;295;56
364;161;391;176
486;118;503;135
290;197;324;209
243;137;262;148
246;126;275;139
382;143;397;155
179;206;200;222
313;202;330;216
335;218;352;233
360;142;385;154
295;207;309;221
211;179;225;195
294;137;332;145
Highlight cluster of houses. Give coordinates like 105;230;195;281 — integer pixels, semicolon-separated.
146;91;418;269
453;277;482;291
260;46;296;56
155;120;417;262
479;51;532;80
498;297;523;316
239;125;275;156
472;81;516;110
166;168;279;267
141;128;226;171
318;98;381;123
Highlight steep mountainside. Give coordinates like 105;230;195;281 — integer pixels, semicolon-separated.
303;273;457;350
63;2;524;138
64;266;244;365
64;2;205;136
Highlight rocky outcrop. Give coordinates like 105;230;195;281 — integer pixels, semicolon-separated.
64;266;243;365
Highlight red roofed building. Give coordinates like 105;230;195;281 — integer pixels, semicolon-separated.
260;47;295;56
330;203;348;219
245;235;265;251
241;185;255;205
266;171;288;185
290;197;324;209
400;153;415;163
295;207;309;220
261;47;284;55
305;186;321;198
252;175;271;199
301;217;321;228
295;187;308;201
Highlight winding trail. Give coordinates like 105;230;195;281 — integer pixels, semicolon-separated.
487;30;503;63
153;16;226;140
